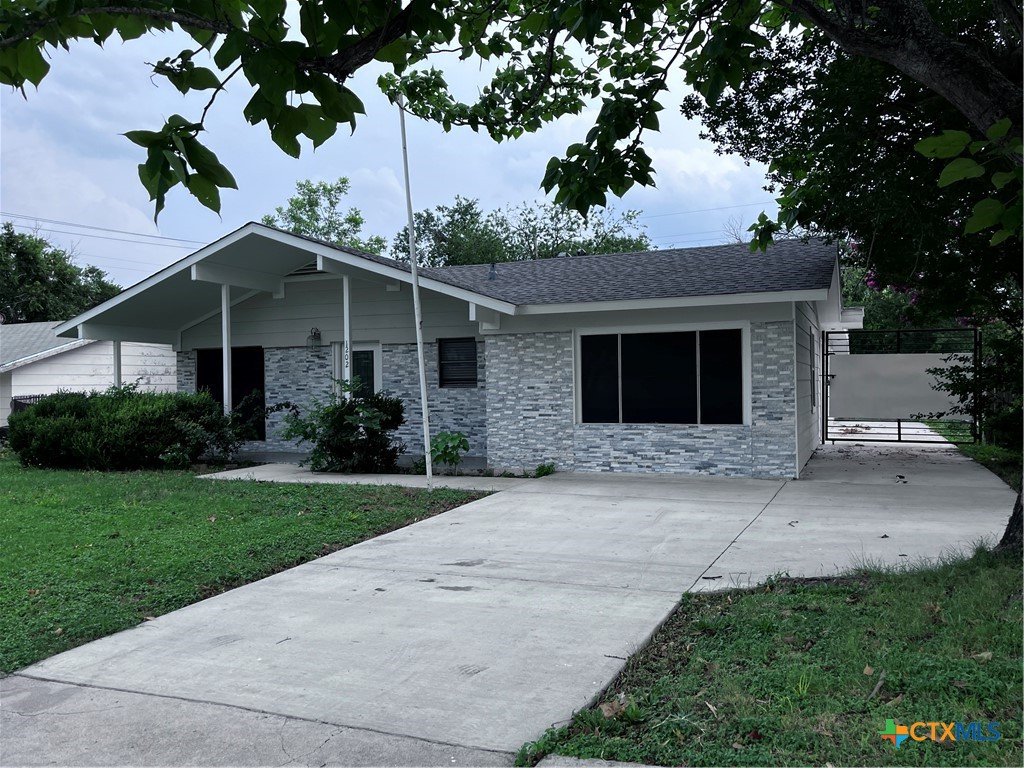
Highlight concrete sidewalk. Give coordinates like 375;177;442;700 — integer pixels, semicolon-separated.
2;444;1015;766
199;462;534;492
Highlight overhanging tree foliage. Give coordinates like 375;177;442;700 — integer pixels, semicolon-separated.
0;2;1018;227
0;223;121;323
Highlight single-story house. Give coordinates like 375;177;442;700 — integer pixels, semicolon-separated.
54;223;862;477
0;321;177;428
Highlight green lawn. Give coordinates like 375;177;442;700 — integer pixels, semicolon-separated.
520;550;1022;767
0;460;482;673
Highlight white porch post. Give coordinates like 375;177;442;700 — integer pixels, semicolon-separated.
342;274;352;394
112;341;122;386
221;283;232;413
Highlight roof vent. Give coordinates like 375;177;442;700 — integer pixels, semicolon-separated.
488;263;497;281
576;249;586;257
557;251;570;258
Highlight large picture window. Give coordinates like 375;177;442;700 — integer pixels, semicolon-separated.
580;329;743;425
438;338;478;388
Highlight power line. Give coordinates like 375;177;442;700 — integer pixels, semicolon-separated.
639;200;775;220
8;222;195;249
75;251;174;269
2;211;206;245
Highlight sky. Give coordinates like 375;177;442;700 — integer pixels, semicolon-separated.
0;28;778;289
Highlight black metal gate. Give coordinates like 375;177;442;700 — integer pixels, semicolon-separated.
822;328;979;444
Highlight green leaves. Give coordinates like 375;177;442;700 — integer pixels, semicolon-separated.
938;157;985;187
916;130;972;159
916;120;1022;245
126;115;237;220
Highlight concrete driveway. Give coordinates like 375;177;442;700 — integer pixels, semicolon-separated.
1;444;1014;766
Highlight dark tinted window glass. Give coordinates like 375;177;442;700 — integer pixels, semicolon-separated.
699;329;743;424
580;334;619;423
352;350;375;398
439;338;477;388
621;332;697;423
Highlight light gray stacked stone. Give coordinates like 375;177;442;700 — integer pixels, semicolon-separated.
382;341;487;459
262;347;333;451
749;320;798;476
176;350;196;393
484;332;576;473
484;321;798;477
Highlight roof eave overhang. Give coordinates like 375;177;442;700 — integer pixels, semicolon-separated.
315;251;517;315
515;288;830;316
54;223;270;338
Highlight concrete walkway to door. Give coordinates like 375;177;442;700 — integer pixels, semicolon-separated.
1;443;1014;767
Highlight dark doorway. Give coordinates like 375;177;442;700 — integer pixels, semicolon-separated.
196;346;266;440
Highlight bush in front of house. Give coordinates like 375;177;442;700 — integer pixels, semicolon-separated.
279;379;406;473
7;384;239;470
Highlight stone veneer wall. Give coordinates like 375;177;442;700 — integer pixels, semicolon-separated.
382;341;487;459
176;350;196;393
484;321;798;478
262;347;333;451
485;332;576;472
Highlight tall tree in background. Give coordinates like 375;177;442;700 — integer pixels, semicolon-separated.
680;21;1021;332
261;178;386;254
391;198;651;266
0;223;121;322
390;197;509;267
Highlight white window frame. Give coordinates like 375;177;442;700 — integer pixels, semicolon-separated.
332;341;382;395
573;321;752;426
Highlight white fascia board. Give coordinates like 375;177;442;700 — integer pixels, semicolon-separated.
316;252;516;315
516;288;830;316
54;222;267;338
0;339;94;374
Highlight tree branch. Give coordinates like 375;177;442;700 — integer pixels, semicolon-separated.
300;0;422;82
0;4;237;50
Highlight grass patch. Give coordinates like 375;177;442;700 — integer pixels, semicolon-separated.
0;460;483;673
519;551;1022;767
925;422;1022;492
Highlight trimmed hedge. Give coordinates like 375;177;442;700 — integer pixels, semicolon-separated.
7;384;239;470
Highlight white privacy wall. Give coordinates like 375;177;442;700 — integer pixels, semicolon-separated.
2;342;176;427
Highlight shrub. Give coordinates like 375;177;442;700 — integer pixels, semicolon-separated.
431;431;470;474
279;379;405;473
535;462;556;477
7;384;239;470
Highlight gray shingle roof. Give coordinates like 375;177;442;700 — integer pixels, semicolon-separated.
268;224;836;307
0;321;78;368
425;239;837;306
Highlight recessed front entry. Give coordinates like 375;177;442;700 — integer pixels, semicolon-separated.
196;346;266;440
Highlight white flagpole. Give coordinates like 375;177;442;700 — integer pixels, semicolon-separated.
398;96;433;488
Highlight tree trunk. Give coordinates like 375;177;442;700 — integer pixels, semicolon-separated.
994;490;1022;555
791;0;1023;142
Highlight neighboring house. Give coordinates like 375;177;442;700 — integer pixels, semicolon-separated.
0;321;176;428
55;223;862;477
